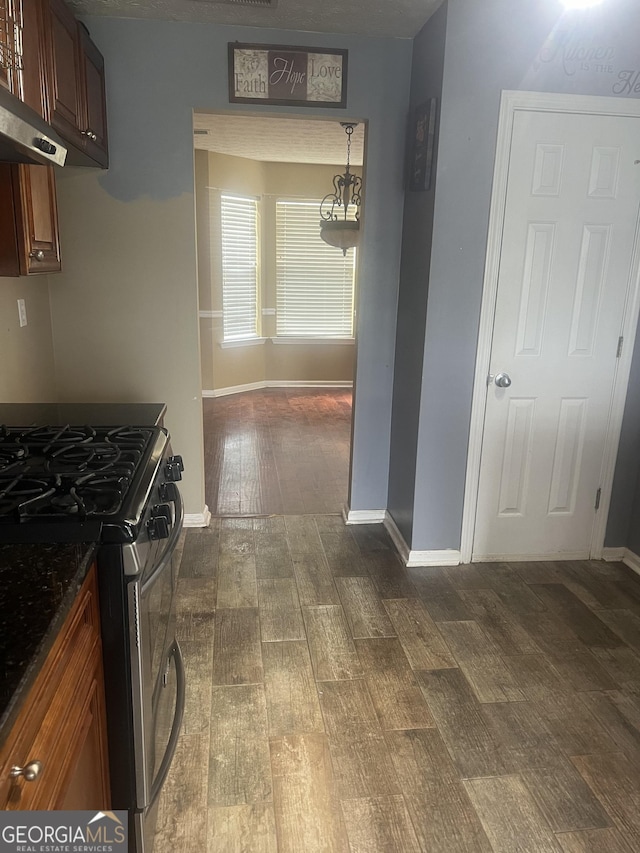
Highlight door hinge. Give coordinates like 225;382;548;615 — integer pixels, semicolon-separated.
595;487;602;511
617;336;624;358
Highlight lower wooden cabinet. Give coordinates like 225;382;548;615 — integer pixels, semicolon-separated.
0;565;111;810
0;162;61;276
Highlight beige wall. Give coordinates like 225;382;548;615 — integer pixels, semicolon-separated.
0;276;57;402
196;150;357;392
50;168;205;516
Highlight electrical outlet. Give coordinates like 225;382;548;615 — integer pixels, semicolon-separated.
17;299;27;327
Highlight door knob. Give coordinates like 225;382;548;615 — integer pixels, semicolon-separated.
10;760;42;781
494;372;512;388
29;250;45;262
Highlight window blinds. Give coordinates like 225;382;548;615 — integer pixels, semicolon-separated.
221;195;259;341
276;200;355;338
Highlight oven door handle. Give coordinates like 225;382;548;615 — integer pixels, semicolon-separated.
141;488;184;595
149;639;186;807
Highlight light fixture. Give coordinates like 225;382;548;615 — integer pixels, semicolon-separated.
320;122;362;256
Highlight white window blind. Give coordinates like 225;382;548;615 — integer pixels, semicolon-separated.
276;200;355;338
221;195;259;341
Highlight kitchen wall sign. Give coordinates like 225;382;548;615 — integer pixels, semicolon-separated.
228;43;348;108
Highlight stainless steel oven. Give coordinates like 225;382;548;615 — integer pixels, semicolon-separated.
96;430;187;853
125;480;184;852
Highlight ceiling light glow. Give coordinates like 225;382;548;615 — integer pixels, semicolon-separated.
561;0;606;9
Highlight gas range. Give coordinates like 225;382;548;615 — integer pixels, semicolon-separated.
0;424;183;544
0;419;186;852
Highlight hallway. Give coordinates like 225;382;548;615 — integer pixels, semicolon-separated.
203;389;352;516
156;514;640;852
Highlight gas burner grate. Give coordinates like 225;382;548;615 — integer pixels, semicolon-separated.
0;424;156;523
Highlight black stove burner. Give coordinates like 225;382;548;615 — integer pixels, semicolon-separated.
0;424;156;524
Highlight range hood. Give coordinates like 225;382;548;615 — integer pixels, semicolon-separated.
0;87;66;167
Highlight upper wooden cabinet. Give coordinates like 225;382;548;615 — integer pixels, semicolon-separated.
21;0;48;117
44;0;108;167
0;0;24;99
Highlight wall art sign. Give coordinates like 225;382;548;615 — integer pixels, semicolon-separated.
228;43;348;108
408;99;437;192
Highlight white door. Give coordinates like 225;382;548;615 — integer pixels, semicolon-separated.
473;109;640;561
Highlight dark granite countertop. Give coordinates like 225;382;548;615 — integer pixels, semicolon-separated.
0;402;166;427
0;541;98;746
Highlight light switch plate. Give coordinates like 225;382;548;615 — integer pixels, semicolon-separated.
17;298;27;327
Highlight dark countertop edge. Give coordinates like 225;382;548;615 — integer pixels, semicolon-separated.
0;402;167;427
0;542;99;748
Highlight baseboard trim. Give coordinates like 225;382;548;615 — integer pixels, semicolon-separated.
623;549;640;576
602;547;626;562
343;507;463;567
472;551;590;562
183;505;211;528
203;380;353;398
343;507;387;524
603;547;640;577
383;512;462;567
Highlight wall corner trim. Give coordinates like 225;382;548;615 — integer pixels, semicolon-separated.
384;511;462;566
343;507;463;567
183;506;212;528
343;506;387;524
603;546;640;577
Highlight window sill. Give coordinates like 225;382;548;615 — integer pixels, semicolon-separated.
219;337;267;349
270;337;355;346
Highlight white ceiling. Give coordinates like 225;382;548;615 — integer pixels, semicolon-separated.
68;0;443;39
193;113;365;165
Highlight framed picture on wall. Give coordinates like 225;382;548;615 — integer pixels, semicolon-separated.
408;98;438;192
229;43;348;108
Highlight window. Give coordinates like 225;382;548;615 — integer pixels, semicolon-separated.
221;195;259;341
276;200;356;338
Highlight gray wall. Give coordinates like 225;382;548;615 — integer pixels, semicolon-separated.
50;19;412;515
403;0;640;550
387;1;447;545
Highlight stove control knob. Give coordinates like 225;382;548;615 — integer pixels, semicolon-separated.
166;455;184;482
148;506;171;540
159;481;179;502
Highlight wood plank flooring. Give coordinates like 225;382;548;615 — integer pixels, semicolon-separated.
156;516;640;853
203;389;352;516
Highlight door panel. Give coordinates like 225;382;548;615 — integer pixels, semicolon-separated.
473;110;640;560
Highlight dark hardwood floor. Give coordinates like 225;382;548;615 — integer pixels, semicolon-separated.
203;389;352;516
157;517;640;852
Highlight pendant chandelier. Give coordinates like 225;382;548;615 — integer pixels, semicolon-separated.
320;122;362;256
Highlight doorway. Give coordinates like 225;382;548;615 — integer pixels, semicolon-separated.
192;113;365;515
463;92;640;563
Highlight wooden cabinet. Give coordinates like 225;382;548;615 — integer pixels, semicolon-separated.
0;565;111;810
0;162;60;275
0;0;24;98
45;0;108;167
21;0;48;118
77;22;108;165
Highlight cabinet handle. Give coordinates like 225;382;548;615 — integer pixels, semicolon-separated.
82;129;98;141
29;250;45;262
10;760;42;782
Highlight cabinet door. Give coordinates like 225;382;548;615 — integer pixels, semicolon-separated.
21;0;47;117
78;24;108;166
56;672;111;810
0;566;111;811
15;163;61;274
0;0;24;98
46;0;81;143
